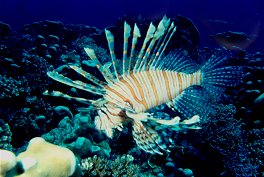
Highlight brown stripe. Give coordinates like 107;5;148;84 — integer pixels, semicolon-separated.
162;71;172;101
133;120;153;142
121;77;142;103
177;73;183;93
105;106;121;117
106;86;133;108
105;93;125;106
190;74;194;86
198;70;202;85
146;71;159;106
104;112;117;127
97;111;114;130
130;73;148;110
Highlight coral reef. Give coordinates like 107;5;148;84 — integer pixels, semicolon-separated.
0;75;29;99
234;51;264;127
0;16;263;177
0;150;16;177
0;119;12;150
0;137;80;177
42;107;110;158
81;154;144;177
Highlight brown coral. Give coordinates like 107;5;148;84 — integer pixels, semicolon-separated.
81;154;140;177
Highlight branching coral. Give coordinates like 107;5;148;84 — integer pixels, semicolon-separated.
198;104;262;176
0;119;12;150
0;75;29;99
81;155;141;177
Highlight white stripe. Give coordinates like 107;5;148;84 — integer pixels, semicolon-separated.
180;73;185;93
172;72;180;95
136;72;152;108
151;70;162;105
129;73;148;111
105;90;123;104
156;70;166;103
143;72;156;107
166;71;174;99
124;75;142;101
123;74;146;111
113;79;134;101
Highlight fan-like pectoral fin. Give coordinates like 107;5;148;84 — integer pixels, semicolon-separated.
132;120;167;155
130;112;201;154
94;106;124;138
148;114;201;130
127;111;201;130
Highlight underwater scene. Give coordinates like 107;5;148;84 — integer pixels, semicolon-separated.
0;0;263;176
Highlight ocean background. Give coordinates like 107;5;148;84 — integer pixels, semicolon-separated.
1;0;264;51
1;0;264;177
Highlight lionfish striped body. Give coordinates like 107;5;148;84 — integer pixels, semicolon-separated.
105;70;201;113
45;16;243;154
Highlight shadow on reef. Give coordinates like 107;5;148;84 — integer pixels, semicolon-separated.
0;15;263;177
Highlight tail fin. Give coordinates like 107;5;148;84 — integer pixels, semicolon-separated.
201;50;243;93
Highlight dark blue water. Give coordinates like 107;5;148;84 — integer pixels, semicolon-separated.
0;0;263;50
1;1;264;177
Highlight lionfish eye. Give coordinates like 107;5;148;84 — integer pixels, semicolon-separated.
125;101;135;110
125;101;131;107
123;101;136;113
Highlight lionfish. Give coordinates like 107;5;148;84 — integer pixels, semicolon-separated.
44;16;243;154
